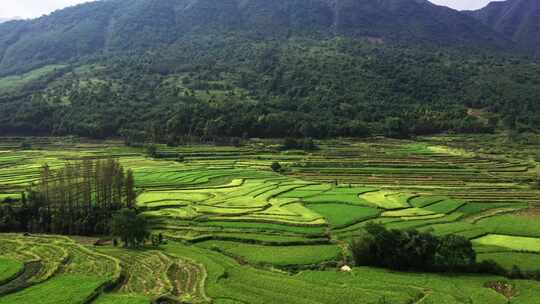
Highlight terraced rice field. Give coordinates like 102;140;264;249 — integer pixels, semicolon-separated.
473;234;540;252
1;135;540;303
95;248;207;302
0;258;22;285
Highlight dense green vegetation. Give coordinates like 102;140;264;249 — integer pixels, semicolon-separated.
0;0;514;75
111;209;150;248
0;1;540;141
3;39;540;140
351;223;476;272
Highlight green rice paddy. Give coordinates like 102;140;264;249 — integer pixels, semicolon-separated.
0;258;23;284
1;134;540;303
473;234;540;252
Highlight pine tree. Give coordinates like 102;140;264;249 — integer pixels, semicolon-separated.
125;169;135;209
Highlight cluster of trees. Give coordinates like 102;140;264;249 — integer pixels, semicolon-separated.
351;223;476;272
281;138;317;151
111;208;149;248
2;37;539;141
0;158;136;235
351;223;540;280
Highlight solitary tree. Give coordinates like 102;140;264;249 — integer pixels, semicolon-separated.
146;145;158;158
271;162;282;172
111;209;149;248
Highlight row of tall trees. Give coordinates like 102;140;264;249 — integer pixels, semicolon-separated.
0;158;135;235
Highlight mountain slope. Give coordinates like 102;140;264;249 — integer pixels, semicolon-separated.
0;0;510;75
467;0;540;49
0;0;539;141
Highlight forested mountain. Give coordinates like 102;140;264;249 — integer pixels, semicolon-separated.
0;0;512;75
466;0;540;50
0;0;539;141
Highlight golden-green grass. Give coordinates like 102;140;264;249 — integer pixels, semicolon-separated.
197;241;341;266
360;191;411;209
0;274;106;304
472;234;540;252
0;257;23;283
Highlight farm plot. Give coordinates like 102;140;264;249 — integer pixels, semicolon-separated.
164;242;414;304
139;172;328;229
96;248;207;303
197;241;342;267
382;208;440;219
307;203;380;228
302;187;376;205
474;214;540;238
94;294;150;304
0;234;120;302
165;241;540;304
0;257;23;285
0;274;106;304
477;252;540;272
2;135;540;302
472;234;540;252
297;267;534;304
0;235;69;284
359;191;412;209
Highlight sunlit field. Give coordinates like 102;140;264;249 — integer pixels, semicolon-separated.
1;134;540;303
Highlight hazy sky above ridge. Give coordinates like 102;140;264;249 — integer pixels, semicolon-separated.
430;0;505;10
0;0;507;19
0;0;94;19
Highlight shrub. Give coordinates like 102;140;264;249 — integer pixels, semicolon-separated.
111;209;150;248
475;259;506;276
146;144;158;158
271;162;282;172
281;138;318;151
434;234;476;272
350;236;376;266
230;137;241;147
301;138;317;151
283;138;299;150
509;265;524;279
532;270;540;281
20;141;32;150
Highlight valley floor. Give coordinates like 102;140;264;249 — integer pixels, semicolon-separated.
1;134;540;303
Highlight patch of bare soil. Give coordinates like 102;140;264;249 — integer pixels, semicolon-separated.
517;207;540;217
485;281;518;299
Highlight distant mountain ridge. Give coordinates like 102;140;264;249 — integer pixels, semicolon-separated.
466;0;540;49
0;0;513;75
